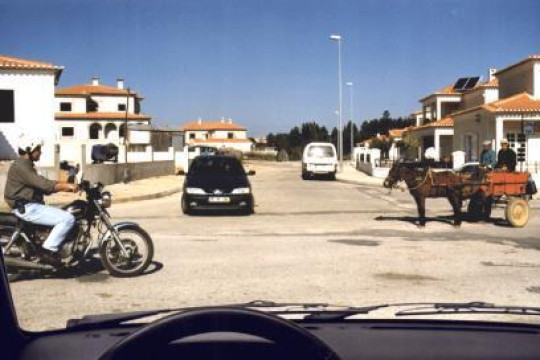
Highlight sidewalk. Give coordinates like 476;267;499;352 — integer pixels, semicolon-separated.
336;163;384;188
0;175;184;212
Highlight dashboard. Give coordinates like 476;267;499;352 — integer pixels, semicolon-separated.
20;319;540;360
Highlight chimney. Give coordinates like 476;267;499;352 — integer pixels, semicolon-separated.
91;77;99;86
228;118;232;124
220;117;225;123
488;68;497;82
116;78;125;90
197;117;202;125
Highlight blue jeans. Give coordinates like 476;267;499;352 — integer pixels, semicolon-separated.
14;203;76;252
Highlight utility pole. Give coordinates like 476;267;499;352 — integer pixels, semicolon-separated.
124;87;130;164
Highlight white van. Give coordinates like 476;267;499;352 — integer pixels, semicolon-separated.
301;142;338;180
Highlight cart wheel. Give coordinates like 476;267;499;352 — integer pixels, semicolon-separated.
505;198;529;228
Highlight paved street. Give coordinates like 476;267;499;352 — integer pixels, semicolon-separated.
9;161;540;330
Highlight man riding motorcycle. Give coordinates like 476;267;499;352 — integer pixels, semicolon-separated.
3;135;78;265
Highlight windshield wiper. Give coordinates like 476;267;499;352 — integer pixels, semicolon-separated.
67;300;540;329
395;301;540;317
66;300;377;329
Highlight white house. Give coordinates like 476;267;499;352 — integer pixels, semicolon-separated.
405;72;495;160
452;55;540;172
181;119;253;153
55;77;151;163
0;54;63;167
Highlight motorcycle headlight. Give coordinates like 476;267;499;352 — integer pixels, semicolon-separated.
100;191;112;208
186;187;206;195
231;187;250;195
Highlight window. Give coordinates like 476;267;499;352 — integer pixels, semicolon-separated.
89;123;102;139
61;127;74;137
0;90;15;123
60;102;72;112
189;133;195;139
118;104;126;111
227;132;234;139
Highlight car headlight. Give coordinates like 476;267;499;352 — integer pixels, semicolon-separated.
231;187;250;195
186;187;206;195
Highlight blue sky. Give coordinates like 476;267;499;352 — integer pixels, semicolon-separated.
1;0;539;136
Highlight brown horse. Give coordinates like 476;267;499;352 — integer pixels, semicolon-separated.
383;161;465;227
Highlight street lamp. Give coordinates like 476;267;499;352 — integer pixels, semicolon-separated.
330;34;343;171
346;82;354;163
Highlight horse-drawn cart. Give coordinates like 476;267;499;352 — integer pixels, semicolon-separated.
466;171;531;227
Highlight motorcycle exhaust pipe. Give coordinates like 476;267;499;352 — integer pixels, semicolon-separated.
4;256;55;271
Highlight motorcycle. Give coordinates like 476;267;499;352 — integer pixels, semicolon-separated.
0;180;154;277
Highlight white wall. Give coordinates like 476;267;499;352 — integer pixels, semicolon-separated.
0;69;57;166
498;61;535;99
55;96;86;113
535;63;540;98
129;129;151;144
185;129;247;140
90;95;136;113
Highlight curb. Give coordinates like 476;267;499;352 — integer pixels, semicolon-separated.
0;187;183;212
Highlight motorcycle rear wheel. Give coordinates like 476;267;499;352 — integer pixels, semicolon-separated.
99;227;153;277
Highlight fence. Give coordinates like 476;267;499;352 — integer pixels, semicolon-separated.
353;147;390;178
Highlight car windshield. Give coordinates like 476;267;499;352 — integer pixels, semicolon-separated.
1;0;540;332
307;146;335;158
189;157;245;177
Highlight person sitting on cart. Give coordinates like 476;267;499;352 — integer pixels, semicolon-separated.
480;140;496;169
496;138;516;172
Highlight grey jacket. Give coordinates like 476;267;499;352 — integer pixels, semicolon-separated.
4;158;56;209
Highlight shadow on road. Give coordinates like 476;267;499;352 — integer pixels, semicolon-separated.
7;257;164;283
375;214;512;228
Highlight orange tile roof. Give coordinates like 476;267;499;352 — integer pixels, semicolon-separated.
481;78;499;88
388;128;408;137
0;54;63;71
181;121;247;131
407;116;454;132
484;92;540;113
420;83;463;101
494;55;540;76
190;138;253;144
55;112;150;120
56;84;138;97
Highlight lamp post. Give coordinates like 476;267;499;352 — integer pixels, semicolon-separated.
330;34;343;171
346;81;354;163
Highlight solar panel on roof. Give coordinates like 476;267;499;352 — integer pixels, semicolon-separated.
464;76;480;89
454;78;468;90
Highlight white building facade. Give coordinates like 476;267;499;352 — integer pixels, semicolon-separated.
181;119;253;153
453;55;540;175
0;55;63;167
55;77;151;164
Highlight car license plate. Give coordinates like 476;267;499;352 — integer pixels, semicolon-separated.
209;196;230;203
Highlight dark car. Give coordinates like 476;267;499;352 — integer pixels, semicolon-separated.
182;155;255;215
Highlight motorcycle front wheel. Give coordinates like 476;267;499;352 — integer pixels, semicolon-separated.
99;226;154;277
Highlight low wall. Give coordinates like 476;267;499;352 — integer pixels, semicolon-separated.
83;161;175;185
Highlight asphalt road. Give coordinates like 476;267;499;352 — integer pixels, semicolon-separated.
9;161;540;330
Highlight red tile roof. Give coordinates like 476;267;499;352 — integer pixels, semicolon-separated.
484;92;540;113
190;138;253;144
0;54;63;71
388;128;408;137
55;112;150;120
480;78;499;88
420;83;464;101
407;116;454;132
181;121;247;131
56;84;138;97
